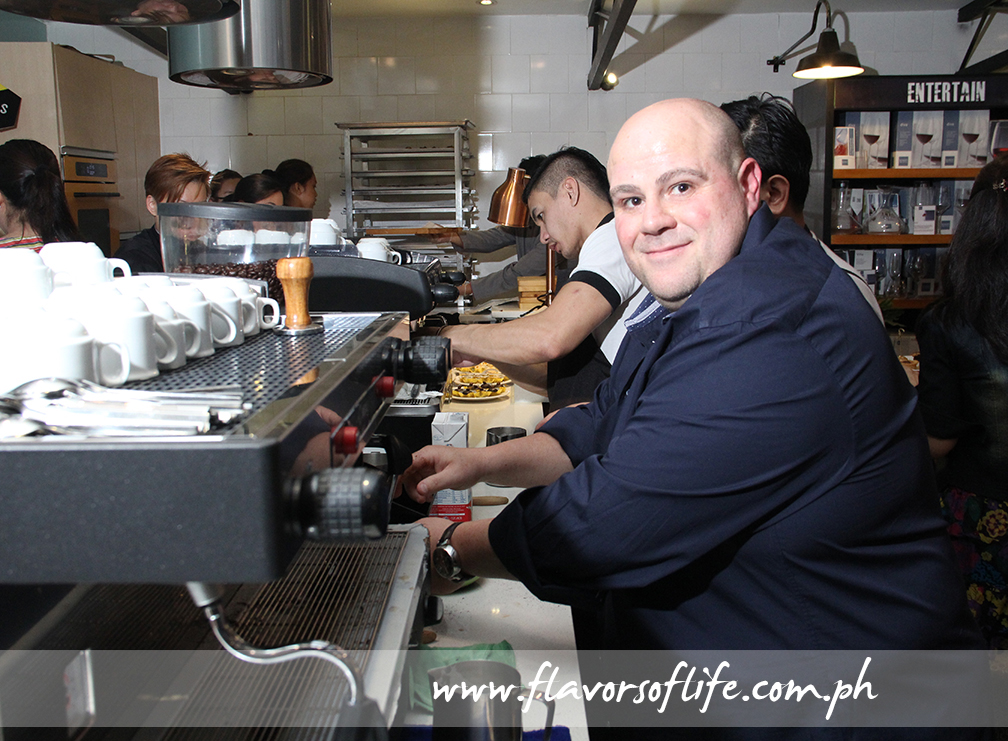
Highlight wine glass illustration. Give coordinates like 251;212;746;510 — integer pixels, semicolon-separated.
991;121;1008;160
962;130;981;166
915;131;933;168
863;131;881;168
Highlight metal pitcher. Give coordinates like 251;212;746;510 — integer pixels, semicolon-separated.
428;660;555;741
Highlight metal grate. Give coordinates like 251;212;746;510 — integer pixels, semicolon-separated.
129;315;379;436
20;534;410;738
164;532;410;735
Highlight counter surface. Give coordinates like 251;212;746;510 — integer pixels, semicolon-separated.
403;385;589;737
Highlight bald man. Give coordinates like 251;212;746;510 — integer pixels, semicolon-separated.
402;100;979;659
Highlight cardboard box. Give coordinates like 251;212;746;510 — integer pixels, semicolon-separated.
834;126;856;169
941;110;960;167
847;111;889;169
892;110;914;168
911;110;943;168
957;109;990;167
432;411;468;448
430;411;472;522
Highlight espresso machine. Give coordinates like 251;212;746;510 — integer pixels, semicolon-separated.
0;300;450;738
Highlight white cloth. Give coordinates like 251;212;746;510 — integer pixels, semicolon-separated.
567;219;644;363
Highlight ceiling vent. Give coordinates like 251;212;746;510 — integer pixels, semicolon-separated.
167;0;332;91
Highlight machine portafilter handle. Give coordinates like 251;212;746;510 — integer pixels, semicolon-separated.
286;466;393;541
383;336;450;386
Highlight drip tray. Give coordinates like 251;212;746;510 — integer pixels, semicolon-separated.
2;527;428;737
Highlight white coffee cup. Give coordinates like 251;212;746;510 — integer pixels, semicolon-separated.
255;229;291;245
356;237;402;264
199;277;280;335
40;241;130;286
50;294;176;382
0;311;130;393
0;248;54;304
141;297;201;369
69;256;132;286
309;219;339;246
149;285;235;358
195;283;244;348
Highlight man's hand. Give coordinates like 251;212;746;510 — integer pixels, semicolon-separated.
427;229;463;248
399;445;485;503
438;325;483;367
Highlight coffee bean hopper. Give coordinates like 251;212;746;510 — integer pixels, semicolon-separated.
0;257;450;737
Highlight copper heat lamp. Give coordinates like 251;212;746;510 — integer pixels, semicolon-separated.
487;167;555;305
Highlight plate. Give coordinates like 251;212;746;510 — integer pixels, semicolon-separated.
448;386;511;403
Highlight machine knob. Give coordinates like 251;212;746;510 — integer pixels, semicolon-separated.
430;283;459;304
402;336;450;386
286;467;392;541
442;270;466;286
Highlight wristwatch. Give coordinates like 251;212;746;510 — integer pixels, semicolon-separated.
432;522;471;583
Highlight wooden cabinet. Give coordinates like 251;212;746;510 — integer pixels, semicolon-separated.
794;75;1008;308
0;42;159;238
338;121;476;240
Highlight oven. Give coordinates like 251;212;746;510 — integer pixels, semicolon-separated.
62;148;120;256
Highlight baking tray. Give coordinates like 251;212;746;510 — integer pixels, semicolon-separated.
0;312;409;585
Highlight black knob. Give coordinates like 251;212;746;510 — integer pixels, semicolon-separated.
442;270;466;286
286;467;392;541
401;337;450;385
430;283;459;304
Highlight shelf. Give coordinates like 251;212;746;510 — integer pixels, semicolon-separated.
340;121;477;239
351;169;475;178
831;234;952;245
832;167;981;180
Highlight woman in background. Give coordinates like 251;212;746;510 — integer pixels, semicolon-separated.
0;139;78;250
916;154;1008;648
229;172;284;206
271;159;317;210
210;168;241;202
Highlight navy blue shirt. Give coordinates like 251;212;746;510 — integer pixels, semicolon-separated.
488;205;980;651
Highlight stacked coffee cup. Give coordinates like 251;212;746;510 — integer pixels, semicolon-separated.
0;242;281;394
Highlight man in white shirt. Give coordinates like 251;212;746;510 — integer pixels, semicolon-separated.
440;147;643;408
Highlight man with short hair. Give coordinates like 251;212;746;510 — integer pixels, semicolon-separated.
439;146;643;408
402;99;979;657
115;153;210;274
721;94;883;321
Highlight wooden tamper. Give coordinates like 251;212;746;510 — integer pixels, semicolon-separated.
275;256;324;335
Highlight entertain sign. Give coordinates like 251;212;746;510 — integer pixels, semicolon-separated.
906;80;986;105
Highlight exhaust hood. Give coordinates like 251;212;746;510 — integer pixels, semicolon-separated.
0;0;238;25
167;0;332;91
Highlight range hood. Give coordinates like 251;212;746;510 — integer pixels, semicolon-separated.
167;0;332;91
0;0;237;25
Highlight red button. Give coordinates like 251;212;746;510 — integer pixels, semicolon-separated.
375;376;396;398
332;426;359;455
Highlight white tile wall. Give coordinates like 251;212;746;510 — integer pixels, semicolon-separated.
43;10;978;231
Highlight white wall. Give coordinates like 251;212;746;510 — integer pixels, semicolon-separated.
44;10;979;229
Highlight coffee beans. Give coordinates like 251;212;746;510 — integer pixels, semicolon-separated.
176;260;283;302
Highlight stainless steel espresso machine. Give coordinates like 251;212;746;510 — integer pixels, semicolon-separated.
0;310;450;739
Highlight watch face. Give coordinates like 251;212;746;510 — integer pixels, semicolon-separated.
433;547;454;580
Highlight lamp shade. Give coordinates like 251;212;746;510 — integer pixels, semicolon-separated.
793;28;863;79
488;167;529;227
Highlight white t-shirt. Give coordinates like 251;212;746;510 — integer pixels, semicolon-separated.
567;219;645;363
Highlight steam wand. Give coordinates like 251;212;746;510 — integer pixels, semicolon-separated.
186;581;364;707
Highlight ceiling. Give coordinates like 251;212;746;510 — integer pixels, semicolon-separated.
329;0;967;17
